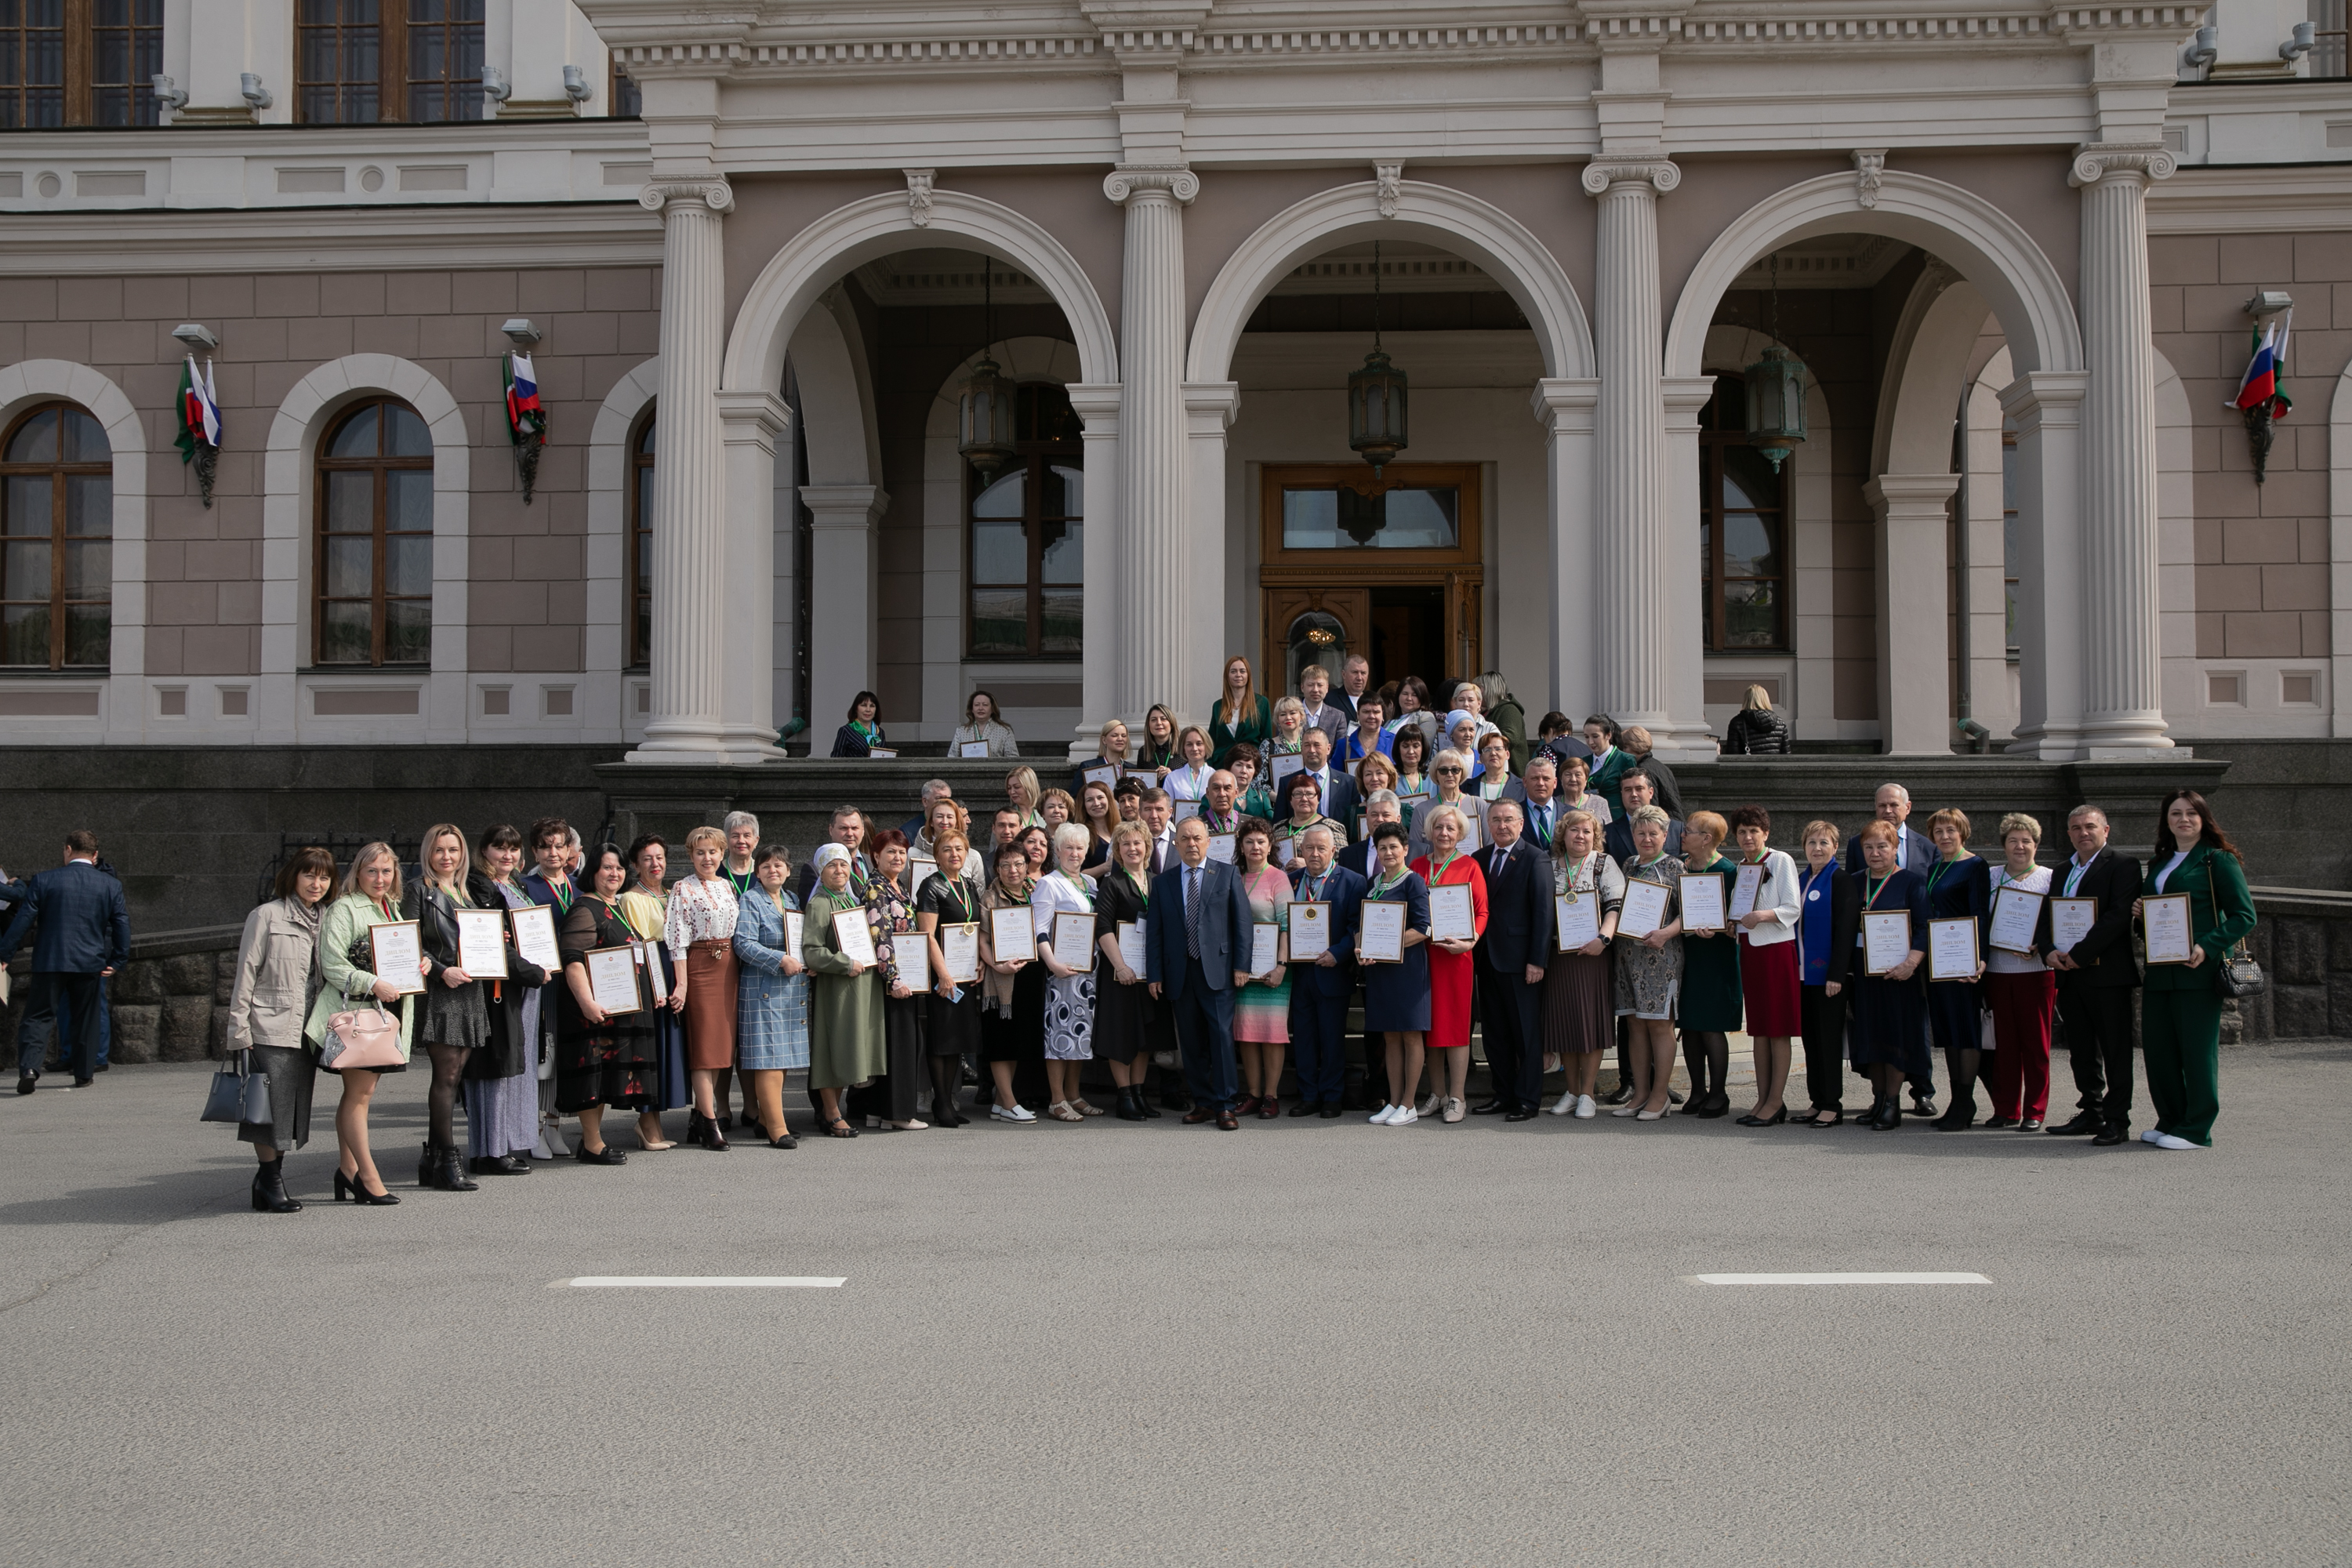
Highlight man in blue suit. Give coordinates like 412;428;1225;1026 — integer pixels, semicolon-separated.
1147;816;1254;1129
1294;727;1359;829
1284;823;1366;1119
1842;782;1933;876
1;829;132;1093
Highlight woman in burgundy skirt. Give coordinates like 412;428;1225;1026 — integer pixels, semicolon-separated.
1727;805;1804;1125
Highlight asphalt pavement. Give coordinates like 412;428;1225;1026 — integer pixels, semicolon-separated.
2;1045;2347;1567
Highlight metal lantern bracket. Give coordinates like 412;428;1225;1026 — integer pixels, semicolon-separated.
1743;252;1809;473
957;256;1020;477
1347;239;1409;481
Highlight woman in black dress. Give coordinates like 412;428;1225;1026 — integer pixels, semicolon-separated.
1920;808;1993;1130
402;823;492;1192
1836;821;1931;1131
554;844;655;1164
1359;821;1432;1127
855;830;929;1131
978;840;1044;1123
1091;821;1167;1121
916;830;982;1126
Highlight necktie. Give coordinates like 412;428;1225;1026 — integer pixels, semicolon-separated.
1185;866;1203;958
1534;807;1552;848
1491;847;1505;881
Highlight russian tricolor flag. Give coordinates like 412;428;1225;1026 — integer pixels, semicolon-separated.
504;350;546;441
2230;312;2292;416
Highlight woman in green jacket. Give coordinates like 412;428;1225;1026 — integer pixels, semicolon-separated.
802;843;888;1139
303;841;429;1203
2136;789;2256;1150
1208;654;1273;767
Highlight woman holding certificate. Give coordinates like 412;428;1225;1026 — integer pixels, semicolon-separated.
303;843;428;1204
1983;814;2056;1131
1137;705;1181;778
617;836;688;1149
1073;717;1138;797
851;831;931;1131
1410;803;1489;1123
1921;808;1994;1131
1795;820;1859;1127
401;824;493;1191
915;831;983;1126
465;826;555;1174
1230;817;1294;1119
666;826;742;1152
1030;825;1101;1123
951;688;1020;758
1090;822;1167;1121
2135;789;2256;1149
804;843;888;1138
1359;822;1432;1126
1208;654;1273;767
1005;766;1047;830
1726;807;1804;1127
1842;820;1931;1131
731;843;810;1148
1078;781;1121;871
1612;806;1685;1121
554;846;656;1165
1408;750;1483;858
978;842;1044;1123
1672;812;1743;1119
1542;810;1622;1116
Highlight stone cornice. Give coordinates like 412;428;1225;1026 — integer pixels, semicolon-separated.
1581;155;1680;196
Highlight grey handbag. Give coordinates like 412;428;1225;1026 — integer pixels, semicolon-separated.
201;1051;273;1125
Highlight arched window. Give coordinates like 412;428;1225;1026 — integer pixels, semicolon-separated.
966;383;1083;658
628;412;654;667
1;401;111;670
315;397;433;666
1697;374;1788;652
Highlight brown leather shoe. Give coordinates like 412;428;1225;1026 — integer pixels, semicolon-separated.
1216;1112;1240;1131
1181;1106;1219;1124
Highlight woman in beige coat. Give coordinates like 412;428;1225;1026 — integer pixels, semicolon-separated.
223;847;337;1213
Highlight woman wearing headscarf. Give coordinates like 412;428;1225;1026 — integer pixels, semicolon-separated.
803;842;889;1138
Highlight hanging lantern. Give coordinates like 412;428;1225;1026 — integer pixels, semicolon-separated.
1744;343;1807;473
958;354;1017;477
1348;240;1408;477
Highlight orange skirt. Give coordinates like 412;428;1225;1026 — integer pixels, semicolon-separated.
684;940;739;1071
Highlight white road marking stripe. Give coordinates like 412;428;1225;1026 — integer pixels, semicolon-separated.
557;1276;846;1289
1688;1272;1991;1286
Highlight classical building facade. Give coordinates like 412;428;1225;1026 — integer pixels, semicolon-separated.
5;0;2352;771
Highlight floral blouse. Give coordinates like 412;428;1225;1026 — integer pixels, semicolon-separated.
866;874;920;991
663;874;740;961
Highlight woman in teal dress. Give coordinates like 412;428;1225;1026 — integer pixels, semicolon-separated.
1231;817;1294;1118
2136;789;2256;1149
1675;811;1744;1118
1208;654;1273;766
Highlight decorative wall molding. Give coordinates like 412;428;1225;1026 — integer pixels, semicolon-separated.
1581;157;1680;196
904;168;936;227
1102;165;1200;205
1374;162;1403;218
2069;140;2178;188
1853;147;1887;208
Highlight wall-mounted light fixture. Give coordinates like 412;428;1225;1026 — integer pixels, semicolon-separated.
500;318;541;346
172;322;219;350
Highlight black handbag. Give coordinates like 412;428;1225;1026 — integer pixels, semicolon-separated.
201;1051;274;1126
2217;939;2266;999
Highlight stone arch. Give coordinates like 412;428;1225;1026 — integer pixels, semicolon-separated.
1186;178;1597;384
261;354;470;740
586;355;659;740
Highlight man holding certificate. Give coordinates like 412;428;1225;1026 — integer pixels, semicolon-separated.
1469;800;1552;1122
1839;821;1932;1131
1284;823;1364;1119
2133;790;2257;1150
2034;805;2144;1145
1145;817;1257;1129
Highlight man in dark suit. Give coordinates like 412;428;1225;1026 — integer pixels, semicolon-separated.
1332;653;1373;725
1;829;131;1093
1294;726;1359;828
1284;823;1365;1119
1135;789;1177;877
2035;804;2143;1145
1619;726;1684;818
793;807;873;906
1842;781;1936;1115
1334;789;1398;1111
1471;800;1555;1120
1147;818;1255;1129
1602;769;1683;863
898;779;953;841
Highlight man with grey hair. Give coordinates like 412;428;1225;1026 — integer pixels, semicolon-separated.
720;811;760;895
1284;822;1366;1117
1620;725;1683;818
901;779;953;840
1843;782;1929;877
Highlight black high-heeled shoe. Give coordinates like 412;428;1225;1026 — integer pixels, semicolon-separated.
252;1157;302;1214
335;1169;401;1204
765;1131;798;1149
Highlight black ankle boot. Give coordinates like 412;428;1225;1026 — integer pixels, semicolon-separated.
252;1156;302;1214
416;1140;437;1186
434;1145;479;1191
1115;1087;1146;1122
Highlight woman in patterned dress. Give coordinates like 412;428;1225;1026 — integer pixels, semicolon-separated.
664;826;742;1152
1032;824;1101;1122
554;844;655;1165
1229;816;1294;1119
731;841;808;1148
858;830;929;1131
1614;805;1687;1121
977;840;1042;1123
616;834;685;1149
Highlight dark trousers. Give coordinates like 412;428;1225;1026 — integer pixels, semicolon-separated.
1169;956;1238;1112
1798;982;1847;1112
2057;980;2137;1126
1288;984;1349;1107
1474;960;1543;1109
19;973;103;1080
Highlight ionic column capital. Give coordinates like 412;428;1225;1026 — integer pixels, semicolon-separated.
1581;156;1679;198
1103;165;1199;205
2067;142;2176;189
639;176;735;216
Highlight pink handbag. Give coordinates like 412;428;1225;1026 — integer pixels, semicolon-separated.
321;1003;404;1070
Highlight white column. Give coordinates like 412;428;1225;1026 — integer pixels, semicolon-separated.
1103;165;1198;727
800;484;888;746
2002;371;2090;758
1530;378;1600;717
2070;143;2176;757
1660;376;1717;756
1185;379;1241;720
628;177;733;763
1867;473;1962;754
1582;158;1684;746
717;390;789;761
1065;383;1123;760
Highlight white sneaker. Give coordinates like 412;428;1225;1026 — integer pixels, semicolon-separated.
1574;1094;1597;1120
2139;1127;2161;1144
1549;1091;1577;1116
989;1103;1036;1123
1417;1093;1443;1116
2151;1132;2201;1150
1369;1103;1397;1124
1388;1105;1419;1126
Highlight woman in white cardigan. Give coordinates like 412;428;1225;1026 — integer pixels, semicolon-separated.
1726;804;1806;1126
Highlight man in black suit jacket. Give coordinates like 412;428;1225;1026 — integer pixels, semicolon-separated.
1294;728;1359;828
1841;781;1936;1112
1471;800;1555;1119
1146;818;1256;1128
1285;824;1365;1118
1;829;131;1091
1602;770;1683;863
2034;804;2143;1145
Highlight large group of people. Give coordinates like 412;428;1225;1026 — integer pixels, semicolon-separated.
2;657;2263;1214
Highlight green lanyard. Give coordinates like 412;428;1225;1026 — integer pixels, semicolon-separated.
1864;873;1893;909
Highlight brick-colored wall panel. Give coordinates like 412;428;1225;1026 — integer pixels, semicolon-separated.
2293;231;2352;281
146;540;187;583
1832;655;1877;720
450;270;517;315
24;321;93;361
517;270;586;314
468;624;512;672
2195;611;2224;659
190;274;255;318
350;315;423;359
150;581;219;627
583;268;653;313
545;578;586;624
2149;234;2219;286
185;539;255;581
181;624;256;675
143;625;183;674
478;581;548;624
2255;468;2325;518
384;271;453;318
132;276;189;320
2300;515;2328;564
2221;517;2297;563
0;322;24;362
2223;611;2302;657
2302;611;2331;657
2198;563;2263;610
614;313;659;356
470;535;515;584
416;314;486;361
216;579;261;626
553;311;619;357
256;274;321;318
6;279;59;321
319;273;387;317
2262;563;2327;612
227;316;289;365
89;319;155;365
511;624;580;670
2148;282;2182;335
57;277;124;321
2193;517;2223;564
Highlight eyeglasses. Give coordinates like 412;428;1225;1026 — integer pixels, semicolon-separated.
1434;767;1464;777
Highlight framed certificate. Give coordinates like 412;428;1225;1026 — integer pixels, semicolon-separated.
1927;917;1979;981
1271;753;1305;788
509;904;561;972
1083;763;1119;792
1555;892;1600;952
640;940;668;1002
1205;833;1237;865
2143;893;2196;964
454;908;508;978
368;921;427;995
1171;798;1203;822
1360;900;1406;963
583;946;643;1014
866;747;898;759
782;909;804;967
2049;897;2097;953
895;935;931;991
1679;871;1727;933
938;923;982;985
1428;882;1475;942
1617;880;1670;940
833;908;878;967
1988;886;2045;954
1454;811;1483;851
1116;920;1149;976
1250;921;1280;977
1730;862;1764;922
1863;910;1913;976
1272;836;1295;867
1051;909;1096;971
957;740;991;759
989;906;1035;964
1288;901;1330;963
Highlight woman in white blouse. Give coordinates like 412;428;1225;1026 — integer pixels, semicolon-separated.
664;825;742;1151
952;688;1021;758
1164;725;1215;806
1726;804;1805;1126
1983;812;2056;1131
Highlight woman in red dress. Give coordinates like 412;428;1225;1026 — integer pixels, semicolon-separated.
1410;800;1488;1123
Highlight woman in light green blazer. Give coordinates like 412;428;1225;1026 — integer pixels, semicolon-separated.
2136;790;2256;1150
303;841;426;1203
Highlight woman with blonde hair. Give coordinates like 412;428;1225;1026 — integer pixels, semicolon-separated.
1089;820;1166;1120
1675;810;1743;1118
1722;684;1791;756
1541;809;1621;1117
303;841;430;1203
1039;787;1076;831
1410;800;1488;1122
1613;805;1686;1121
1073;717;1135;795
1165;726;1215;805
1004;766;1046;830
1266;695;1308;766
1984;811;2055;1131
665;824;741;1151
1209;653;1272;765
401;822;492;1190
